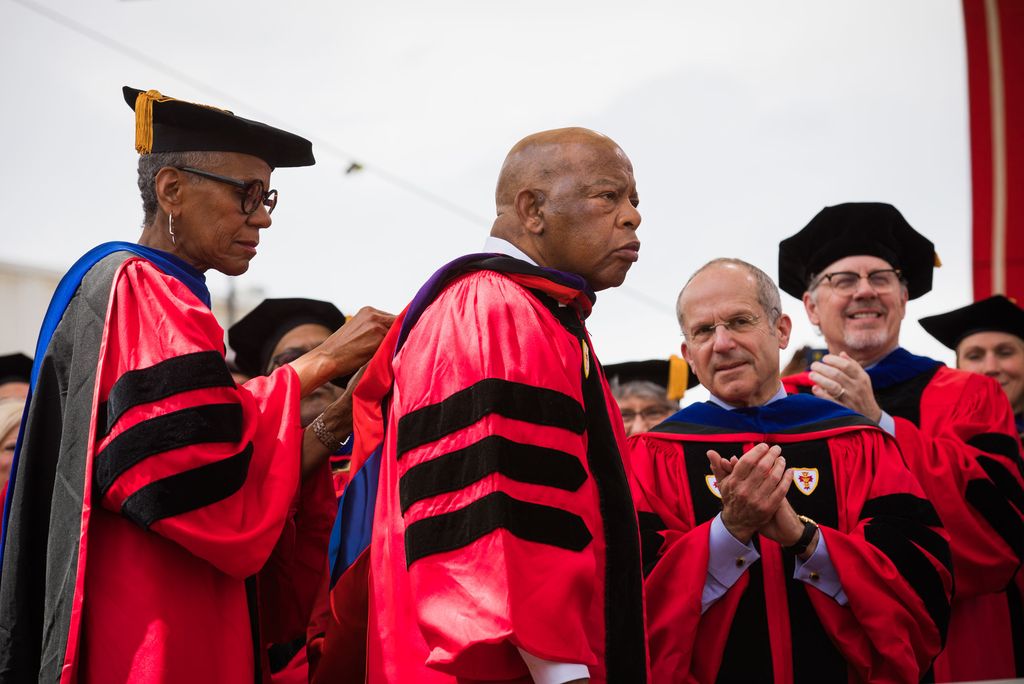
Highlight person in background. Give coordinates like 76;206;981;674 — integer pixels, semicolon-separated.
0;398;24;495
230;297;358;493
920;294;1024;440
229;297;360;682
630;258;949;682
779;202;1024;681
606;357;695;436
0;86;393;683
0;354;31;401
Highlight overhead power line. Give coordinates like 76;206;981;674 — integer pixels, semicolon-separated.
9;0;671;315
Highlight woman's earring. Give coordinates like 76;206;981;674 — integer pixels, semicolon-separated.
169;214;176;245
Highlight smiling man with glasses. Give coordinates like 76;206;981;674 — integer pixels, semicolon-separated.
780;202;1024;681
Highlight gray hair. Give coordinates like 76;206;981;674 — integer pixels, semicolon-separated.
676;258;782;330
610;379;677;412
137;151;217;227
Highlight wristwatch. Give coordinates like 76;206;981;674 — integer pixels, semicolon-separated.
782;514;818;555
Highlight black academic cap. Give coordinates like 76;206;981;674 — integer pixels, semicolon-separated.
778;202;940;300
919;295;1024;350
123;86;315;168
0;353;32;385
229;298;345;377
604;356;699;401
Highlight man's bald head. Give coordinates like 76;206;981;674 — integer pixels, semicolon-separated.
494;127;621;212
489;127;641;291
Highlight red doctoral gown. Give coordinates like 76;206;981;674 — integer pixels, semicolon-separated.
630;395;952;683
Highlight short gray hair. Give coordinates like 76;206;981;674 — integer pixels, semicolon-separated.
676;258;782;330
137;151;217;227
610;379;677;412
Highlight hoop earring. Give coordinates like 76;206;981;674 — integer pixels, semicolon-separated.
168;214;176;245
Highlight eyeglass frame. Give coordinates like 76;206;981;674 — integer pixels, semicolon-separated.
683;309;779;347
809;268;904;295
176;166;278;215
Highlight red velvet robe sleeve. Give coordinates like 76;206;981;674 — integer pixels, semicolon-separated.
893;370;1024;598
387;270;603;679
91;258;303;580
258;461;336;645
813;429;950;682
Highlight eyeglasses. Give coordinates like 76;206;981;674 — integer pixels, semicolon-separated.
812;269;902;295
685;312;768;346
177;166;278;215
620;407;673;423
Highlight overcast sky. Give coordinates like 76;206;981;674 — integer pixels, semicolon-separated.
1;0;972;383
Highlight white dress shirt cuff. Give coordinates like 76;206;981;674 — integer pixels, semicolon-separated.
702;513;760;613
877;410;896;437
793;531;848;605
517;649;590;684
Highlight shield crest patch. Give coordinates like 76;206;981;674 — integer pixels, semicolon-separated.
792;468;819;495
705;474;722;499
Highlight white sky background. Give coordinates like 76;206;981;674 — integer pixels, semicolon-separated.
1;0;972;387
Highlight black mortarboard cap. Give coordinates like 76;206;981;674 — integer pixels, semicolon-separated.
778;202;939;300
123;86;315;168
604;356;699;401
0;353;32;385
229;298;345;377
919;295;1024;350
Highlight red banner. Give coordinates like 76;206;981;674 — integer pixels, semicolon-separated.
964;0;1024;302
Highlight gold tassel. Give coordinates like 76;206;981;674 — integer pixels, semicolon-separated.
667;354;689;401
934;252;943;268
134;89;172;154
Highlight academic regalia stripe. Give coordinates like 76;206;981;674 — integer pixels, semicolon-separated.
396;378;586;457
404;491;592;566
120;443;253;528
968;432;1024;466
94;403;243;495
398;435;587;513
872;365;941;427
866;515;953;575
864;523;951;641
859;493;944;527
717;549;774;683
976;455;1024;513
965;478;1024;561
98;351;235;437
636;511;666;577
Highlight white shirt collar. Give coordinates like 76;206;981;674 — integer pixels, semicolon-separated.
708;383;788;411
483;236;538;266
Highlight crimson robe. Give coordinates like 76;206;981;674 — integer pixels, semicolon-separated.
630;396;952;683
785;347;1024;680
316;254;648;683
0;248;332;683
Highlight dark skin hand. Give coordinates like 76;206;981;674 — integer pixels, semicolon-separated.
289;306;394;396
709;447;819;559
300;365;365;480
808;352;883;423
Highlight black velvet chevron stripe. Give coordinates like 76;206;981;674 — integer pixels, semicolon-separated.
865;515;953;575
865;522;951;642
404;491;592;566
97;351;235;437
636;511;666;578
968;432;1024;463
965;478;1024;561
976;455;1024;514
120;443;253;529
859;494;944;527
398;435;587;513
397;378;586;457
94;403;243;496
